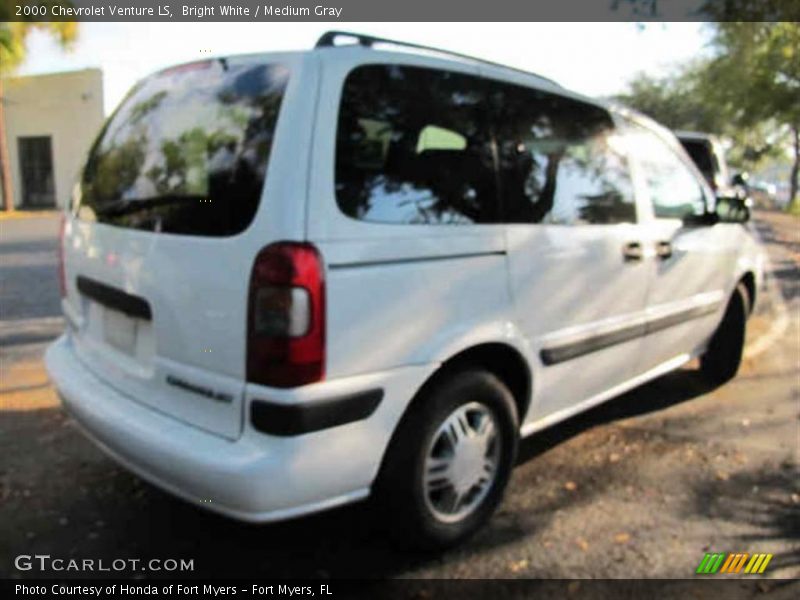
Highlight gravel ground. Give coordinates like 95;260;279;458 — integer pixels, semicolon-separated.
0;211;797;582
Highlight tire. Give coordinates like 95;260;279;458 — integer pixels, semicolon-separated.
700;283;750;385
374;369;519;550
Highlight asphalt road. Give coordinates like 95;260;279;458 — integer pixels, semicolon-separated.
0;211;798;581
0;215;62;322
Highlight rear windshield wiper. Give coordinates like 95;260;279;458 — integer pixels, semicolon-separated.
95;195;206;218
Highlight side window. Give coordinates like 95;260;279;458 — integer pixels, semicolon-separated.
628;126;707;220
336;65;497;225
491;83;636;225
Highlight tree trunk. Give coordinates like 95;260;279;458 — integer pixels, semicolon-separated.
0;78;15;213
790;124;800;211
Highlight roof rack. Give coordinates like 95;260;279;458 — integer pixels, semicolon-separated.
314;30;560;87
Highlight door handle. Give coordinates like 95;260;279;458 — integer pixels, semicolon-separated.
655;241;673;260
622;241;643;262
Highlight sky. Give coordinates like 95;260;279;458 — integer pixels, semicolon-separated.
18;22;713;116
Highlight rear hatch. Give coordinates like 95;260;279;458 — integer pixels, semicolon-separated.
62;56;291;440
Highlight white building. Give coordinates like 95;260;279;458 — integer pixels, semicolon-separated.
1;69;104;209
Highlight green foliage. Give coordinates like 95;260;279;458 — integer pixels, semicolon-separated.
702;23;799;128
698;0;800;21
617;22;800;204
84;136;146;202
615;65;723;133
0;2;79;75
704;22;800;204
611;0;800;20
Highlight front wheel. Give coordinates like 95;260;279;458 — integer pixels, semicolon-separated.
700;283;750;385
375;369;519;549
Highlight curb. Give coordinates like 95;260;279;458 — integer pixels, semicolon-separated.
0;316;65;347
743;220;792;359
0;210;60;221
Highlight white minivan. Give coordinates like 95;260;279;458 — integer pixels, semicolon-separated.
46;32;763;548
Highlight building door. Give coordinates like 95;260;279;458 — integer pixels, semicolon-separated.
18;136;56;208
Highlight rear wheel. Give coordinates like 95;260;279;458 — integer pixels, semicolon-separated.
700;283;750;385
375;369;518;549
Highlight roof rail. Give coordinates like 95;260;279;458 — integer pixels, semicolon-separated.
314;30;560;87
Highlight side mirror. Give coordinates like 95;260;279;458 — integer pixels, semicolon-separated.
731;172;748;188
683;211;719;227
715;196;750;223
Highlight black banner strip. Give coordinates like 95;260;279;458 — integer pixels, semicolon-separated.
5;0;798;23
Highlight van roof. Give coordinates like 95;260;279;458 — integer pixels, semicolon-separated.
314;30;562;88
310;30;626;115
675;131;720;143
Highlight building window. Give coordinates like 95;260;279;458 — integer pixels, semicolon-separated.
18;136;56;208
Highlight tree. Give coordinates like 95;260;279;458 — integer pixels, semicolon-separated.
702;22;800;207
617;22;800;208
0;6;79;212
614;65;725;133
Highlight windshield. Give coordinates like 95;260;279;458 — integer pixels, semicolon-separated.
76;58;289;236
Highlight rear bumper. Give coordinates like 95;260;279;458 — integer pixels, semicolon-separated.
45;334;433;522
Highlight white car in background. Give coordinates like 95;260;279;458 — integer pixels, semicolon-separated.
46;32;763;548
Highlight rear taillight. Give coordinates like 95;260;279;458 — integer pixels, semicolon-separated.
247;242;325;388
58;214;67;298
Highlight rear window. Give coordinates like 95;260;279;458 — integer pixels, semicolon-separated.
76;58;289;236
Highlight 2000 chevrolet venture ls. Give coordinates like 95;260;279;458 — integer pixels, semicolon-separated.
46;32;763;548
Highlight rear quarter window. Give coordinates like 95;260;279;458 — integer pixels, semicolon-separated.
76;58;289;236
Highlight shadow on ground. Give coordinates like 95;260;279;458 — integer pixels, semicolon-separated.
751;216;800;303
685;461;800;577
517;368;714;465
1;367;728;579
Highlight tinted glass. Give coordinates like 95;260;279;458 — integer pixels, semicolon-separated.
336;65;497;224
77;58;289;236
679;139;716;188
491;84;636;225
628;126;707;220
336;64;634;226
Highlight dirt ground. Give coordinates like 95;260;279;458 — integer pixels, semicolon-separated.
0;210;797;581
